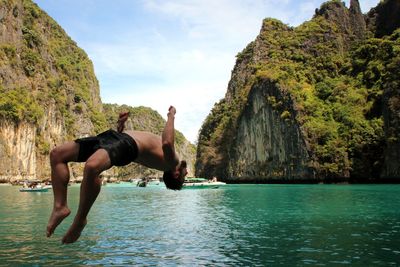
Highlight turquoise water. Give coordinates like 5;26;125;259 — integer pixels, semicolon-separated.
0;183;399;266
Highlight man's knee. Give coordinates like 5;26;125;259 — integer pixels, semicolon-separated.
84;159;104;177
50;142;79;165
50;147;64;164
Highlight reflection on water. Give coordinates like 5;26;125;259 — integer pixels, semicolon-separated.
1;184;400;266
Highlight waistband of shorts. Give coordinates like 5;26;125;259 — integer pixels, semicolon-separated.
120;131;139;159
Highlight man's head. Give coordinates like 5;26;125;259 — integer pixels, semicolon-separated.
163;160;188;190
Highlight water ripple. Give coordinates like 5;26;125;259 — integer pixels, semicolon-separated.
1;184;400;266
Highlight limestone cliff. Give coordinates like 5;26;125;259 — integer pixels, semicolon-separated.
0;0;106;182
366;0;400;179
196;0;400;182
229;80;314;183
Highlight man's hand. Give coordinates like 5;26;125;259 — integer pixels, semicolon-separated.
117;111;129;133
162;105;178;168
168;106;176;117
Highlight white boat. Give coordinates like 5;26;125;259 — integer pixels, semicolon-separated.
20;187;49;192
183;178;226;189
20;181;50;192
147;179;162;186
20;185;49;192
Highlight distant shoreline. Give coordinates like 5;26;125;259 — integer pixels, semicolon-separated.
2;179;400;186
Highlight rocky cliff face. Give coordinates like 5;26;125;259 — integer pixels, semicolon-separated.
367;0;400;38
0;102;64;181
228;80;314;182
0;0;105;182
0;121;36;180
366;0;400;179
196;0;400;182
315;0;366;43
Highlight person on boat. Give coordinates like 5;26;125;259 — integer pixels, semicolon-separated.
29;182;38;189
46;106;188;244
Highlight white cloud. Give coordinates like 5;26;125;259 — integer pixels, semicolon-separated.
143;0;268;41
85;34;233;143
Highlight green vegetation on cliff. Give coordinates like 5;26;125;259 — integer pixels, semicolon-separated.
0;0;107;137
0;86;43;123
197;0;400;181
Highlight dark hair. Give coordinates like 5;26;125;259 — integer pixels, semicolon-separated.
163;171;184;190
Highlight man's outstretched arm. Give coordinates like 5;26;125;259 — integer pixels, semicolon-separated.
162;106;179;168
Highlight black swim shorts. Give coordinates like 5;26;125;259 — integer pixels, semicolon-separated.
75;129;138;166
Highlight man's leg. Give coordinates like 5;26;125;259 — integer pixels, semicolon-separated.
62;148;111;244
46;141;80;237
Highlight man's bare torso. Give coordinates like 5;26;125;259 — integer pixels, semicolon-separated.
124;130;172;171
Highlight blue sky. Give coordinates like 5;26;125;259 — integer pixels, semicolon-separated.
33;0;380;143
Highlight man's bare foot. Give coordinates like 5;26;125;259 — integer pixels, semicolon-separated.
62;219;87;244
46;206;71;237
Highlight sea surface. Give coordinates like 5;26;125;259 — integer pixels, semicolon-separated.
0;183;399;266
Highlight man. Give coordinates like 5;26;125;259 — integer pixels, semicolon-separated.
46;106;187;244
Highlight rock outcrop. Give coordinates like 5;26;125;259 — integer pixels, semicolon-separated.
367;0;400;38
0;0;105;182
229;80;314;183
315;0;366;44
196;0;400;182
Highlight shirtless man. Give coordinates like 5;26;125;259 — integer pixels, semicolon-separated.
46;106;187;244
